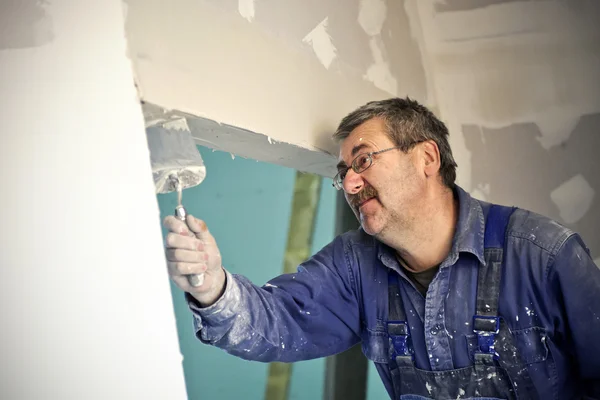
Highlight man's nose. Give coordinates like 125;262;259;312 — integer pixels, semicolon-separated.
342;169;364;194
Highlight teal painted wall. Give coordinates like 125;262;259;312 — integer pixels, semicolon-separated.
366;363;388;400
157;146;336;400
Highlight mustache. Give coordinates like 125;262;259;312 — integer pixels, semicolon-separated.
349;185;378;209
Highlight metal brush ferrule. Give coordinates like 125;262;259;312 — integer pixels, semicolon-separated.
175;204;187;221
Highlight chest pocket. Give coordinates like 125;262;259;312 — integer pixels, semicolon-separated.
466;325;549;365
512;327;549;363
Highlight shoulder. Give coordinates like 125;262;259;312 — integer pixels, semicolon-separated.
506;208;575;256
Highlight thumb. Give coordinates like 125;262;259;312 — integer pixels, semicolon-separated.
185;214;210;238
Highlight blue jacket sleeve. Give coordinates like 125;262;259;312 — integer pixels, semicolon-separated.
186;235;362;362
548;233;600;392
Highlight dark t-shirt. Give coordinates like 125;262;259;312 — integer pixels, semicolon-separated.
397;255;440;296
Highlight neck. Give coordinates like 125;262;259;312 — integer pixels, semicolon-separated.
381;186;458;273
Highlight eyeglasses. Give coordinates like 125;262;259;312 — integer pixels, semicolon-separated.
332;146;402;190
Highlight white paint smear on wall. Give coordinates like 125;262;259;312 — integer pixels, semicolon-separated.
303;17;337;70
364;38;397;96
550;174;595;224
594;257;600;268
536;114;580;150
238;0;255;23
358;0;387;37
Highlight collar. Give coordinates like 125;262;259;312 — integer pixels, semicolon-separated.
447;185;486;267
377;185;486;270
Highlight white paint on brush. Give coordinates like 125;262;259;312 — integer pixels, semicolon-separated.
358;0;387;37
364;38;397;96
303;17;337;70
238;0;256;23
163;118;190;132
550;174;595;224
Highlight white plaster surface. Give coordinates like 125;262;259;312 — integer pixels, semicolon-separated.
358;0;387;37
238;0;256;22
0;1;187;398
302;17;337;70
550;174;595;224
364;37;397;96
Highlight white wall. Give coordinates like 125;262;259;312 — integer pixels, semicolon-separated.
0;1;187;398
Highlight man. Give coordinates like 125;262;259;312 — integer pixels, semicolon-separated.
164;98;600;399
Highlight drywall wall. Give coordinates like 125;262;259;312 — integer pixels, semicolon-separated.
409;0;600;255
125;0;429;177
0;1;187;398
157;146;336;399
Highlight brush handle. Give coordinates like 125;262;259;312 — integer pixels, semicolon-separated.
175;205;205;287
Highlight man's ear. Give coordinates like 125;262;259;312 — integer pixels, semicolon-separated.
421;140;441;178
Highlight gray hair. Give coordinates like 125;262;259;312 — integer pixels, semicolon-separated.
333;97;457;188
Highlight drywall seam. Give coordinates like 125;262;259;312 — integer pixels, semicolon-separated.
302;17;337;70
403;0;437;107
358;0;398;96
409;0;474;192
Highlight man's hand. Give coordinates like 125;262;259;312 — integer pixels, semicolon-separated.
163;215;226;307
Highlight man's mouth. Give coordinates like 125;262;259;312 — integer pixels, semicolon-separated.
357;197;376;209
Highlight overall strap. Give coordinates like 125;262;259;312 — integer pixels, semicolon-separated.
476;204;538;399
388;272;414;367
473;204;514;364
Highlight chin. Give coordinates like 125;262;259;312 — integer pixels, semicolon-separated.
360;216;384;236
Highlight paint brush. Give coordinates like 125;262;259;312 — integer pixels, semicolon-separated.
146;118;207;287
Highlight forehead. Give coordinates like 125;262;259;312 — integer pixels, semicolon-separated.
337;118;393;161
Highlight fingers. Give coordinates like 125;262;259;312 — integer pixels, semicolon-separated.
166;248;206;263
163;215;194;236
167;260;207;277
165;231;204;251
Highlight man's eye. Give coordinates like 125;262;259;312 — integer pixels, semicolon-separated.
357;154;369;166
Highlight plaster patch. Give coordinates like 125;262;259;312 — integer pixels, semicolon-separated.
302;17;337;70
364;38;397;96
550;174;595;224
358;0;388;37
535;114;580;150
0;0;54;49
238;0;256;23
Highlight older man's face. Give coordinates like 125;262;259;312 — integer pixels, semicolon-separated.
337;118;424;237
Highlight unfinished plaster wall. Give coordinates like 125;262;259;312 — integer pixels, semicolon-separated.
126;0;599;256
125;0;430;177
0;1;187;398
410;0;600;257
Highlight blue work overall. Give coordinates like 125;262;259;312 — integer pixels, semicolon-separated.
387;205;539;399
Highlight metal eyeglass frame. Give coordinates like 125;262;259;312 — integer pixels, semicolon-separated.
332;146;403;190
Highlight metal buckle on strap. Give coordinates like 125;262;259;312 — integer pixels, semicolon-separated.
473;316;500;361
388;320;414;361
